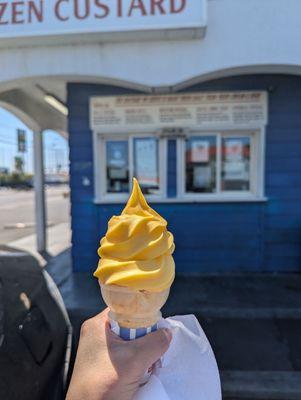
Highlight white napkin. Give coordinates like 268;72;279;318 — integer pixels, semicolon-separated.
134;315;221;400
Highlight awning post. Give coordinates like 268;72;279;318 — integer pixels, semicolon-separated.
33;131;47;253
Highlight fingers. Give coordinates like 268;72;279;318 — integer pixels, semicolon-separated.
132;328;172;368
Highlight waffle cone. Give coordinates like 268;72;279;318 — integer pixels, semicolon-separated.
100;282;170;329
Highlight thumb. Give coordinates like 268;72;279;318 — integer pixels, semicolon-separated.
132;328;172;369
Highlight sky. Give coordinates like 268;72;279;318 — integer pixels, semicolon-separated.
0;108;69;174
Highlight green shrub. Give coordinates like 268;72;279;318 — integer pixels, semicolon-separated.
0;172;33;188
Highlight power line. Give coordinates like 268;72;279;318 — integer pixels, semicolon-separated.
0;139;34;149
0;138;67;153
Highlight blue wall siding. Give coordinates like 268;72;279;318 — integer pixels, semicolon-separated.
167;139;177;198
68;75;301;273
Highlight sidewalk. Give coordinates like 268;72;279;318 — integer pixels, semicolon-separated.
45;252;301;400
8;222;71;266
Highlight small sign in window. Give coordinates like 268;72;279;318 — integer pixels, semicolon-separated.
106;141;129;193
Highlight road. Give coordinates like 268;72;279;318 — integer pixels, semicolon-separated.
0;185;70;244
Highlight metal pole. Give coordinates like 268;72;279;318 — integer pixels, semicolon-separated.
33;131;47;253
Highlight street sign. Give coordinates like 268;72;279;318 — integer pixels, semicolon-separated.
17;129;27;153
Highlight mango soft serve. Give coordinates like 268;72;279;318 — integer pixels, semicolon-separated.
94;178;175;292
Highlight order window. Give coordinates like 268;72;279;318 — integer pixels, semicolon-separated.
182;131;259;197
101;135;163;198
95;130;263;202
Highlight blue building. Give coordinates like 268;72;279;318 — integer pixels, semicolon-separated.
68;74;301;274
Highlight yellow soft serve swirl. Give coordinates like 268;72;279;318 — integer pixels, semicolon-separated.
94;178;175;292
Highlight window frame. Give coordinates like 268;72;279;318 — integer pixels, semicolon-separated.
94;132;167;203
178;129;265;201
93;128;266;204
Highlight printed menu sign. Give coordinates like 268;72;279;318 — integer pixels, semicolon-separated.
191;141;209;162
225;140;243;162
90;91;268;132
134;138;158;187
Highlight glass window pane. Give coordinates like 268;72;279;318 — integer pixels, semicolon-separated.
134;138;159;195
185;136;217;193
106;140;129;193
221;136;250;191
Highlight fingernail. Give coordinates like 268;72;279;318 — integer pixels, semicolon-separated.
163;328;172;343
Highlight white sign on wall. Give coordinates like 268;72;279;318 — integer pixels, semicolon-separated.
90;91;268;132
191;141;209;162
0;0;207;43
134;138;158;186
225;140;243;162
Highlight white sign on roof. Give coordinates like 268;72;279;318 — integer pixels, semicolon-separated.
90;91;268;132
0;0;207;44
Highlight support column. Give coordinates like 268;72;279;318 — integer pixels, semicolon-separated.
33;131;47;253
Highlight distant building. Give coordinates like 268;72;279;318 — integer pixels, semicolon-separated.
0;0;300;273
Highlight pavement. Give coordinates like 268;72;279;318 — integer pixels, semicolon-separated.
44;250;301;400
0;185;69;244
8;222;71;266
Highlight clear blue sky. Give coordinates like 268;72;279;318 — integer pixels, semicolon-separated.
0;107;69;174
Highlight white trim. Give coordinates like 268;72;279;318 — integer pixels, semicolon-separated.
129;135;134;186
94;196;268;205
93;127;266;204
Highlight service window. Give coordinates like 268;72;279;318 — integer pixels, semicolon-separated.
97;134;165;201
180;131;263;200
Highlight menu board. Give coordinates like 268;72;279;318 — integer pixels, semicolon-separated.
90;91;268;132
